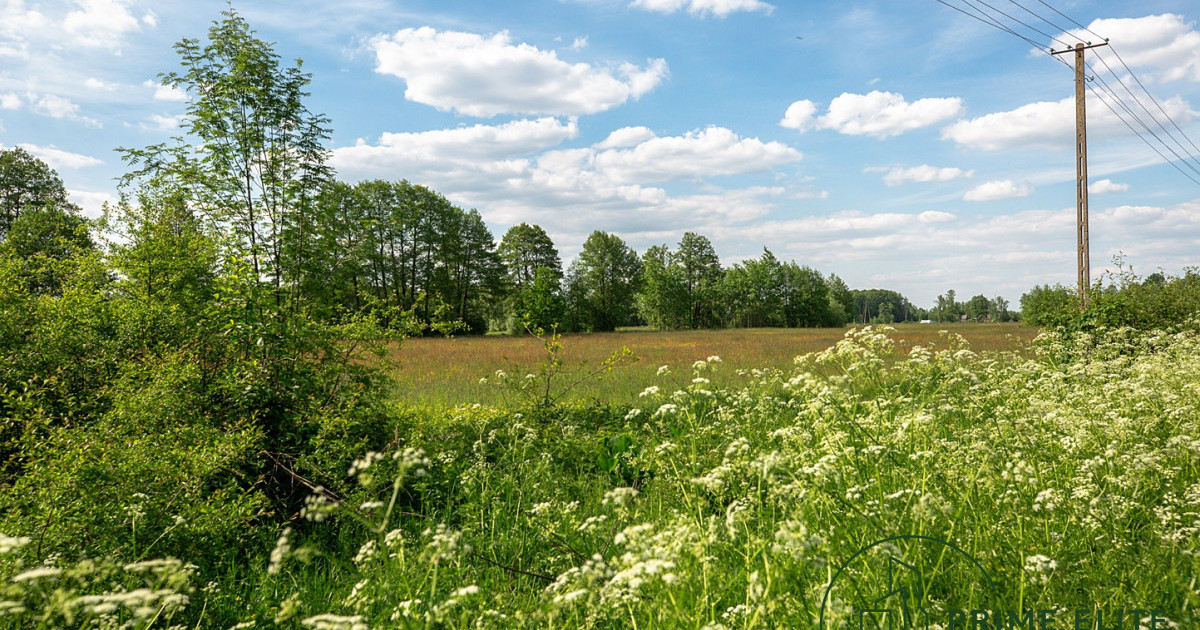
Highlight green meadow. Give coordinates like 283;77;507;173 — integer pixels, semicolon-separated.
386;323;1041;409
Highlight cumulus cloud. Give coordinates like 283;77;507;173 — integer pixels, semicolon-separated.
63;0;151;52
629;0;773;18
17;143;103;169
590;126;801;183
1060;14;1200;84
143;114;184;130
143;79;187;102
331;118;579;177
874;164;974;186
370;27;668;117
331;121;804;246
1088;178;1129;194
918;210;957;223
68;189;116;219
594;126;658;149
963;180;1033;202
27;92;100;126
0;93;20;110
781;91;963;138
779;100;818;131
0;1;51;58
942;94;1196;151
84;77;117;91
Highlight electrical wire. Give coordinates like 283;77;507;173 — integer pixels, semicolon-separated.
934;0;1200;186
1086;81;1200;186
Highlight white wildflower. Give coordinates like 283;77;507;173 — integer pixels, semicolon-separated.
301;614;368;630
10;566;62;582
0;534;31;555
268;528;292;575
603;487;639;507
1024;554;1058;585
654;403;678;417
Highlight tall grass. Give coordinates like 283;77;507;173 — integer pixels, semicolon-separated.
387;323;1040;409
8;323;1194;629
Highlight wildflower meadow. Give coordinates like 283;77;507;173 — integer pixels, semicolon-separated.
3;322;1197;629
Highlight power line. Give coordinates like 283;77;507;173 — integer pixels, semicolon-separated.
1032;0;1106;42
1108;46;1200;157
933;0;1072;68
1085;80;1200;186
934;0;1200;187
1028;0;1200;175
1086;57;1200;177
1003;0;1083;49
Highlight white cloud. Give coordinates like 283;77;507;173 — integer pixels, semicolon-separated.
0;1;50;58
0;93;20;110
876;164;974;186
570;36;588;51
779;100;817;131
1088;178;1129;194
941;94;1196;151
332;121;804;246
143;79;187;102
918;210;957;223
84;77;117;91
594;126;658;149
63;0;147;51
370;27;668;117
27;92;100;126
590;126;801;183
1062;14;1200;84
143;114;184;130
963;180;1033;202
68;189;116;219
629;0;773;18
782;91;963;138
330;117;579;177
17;143;103;169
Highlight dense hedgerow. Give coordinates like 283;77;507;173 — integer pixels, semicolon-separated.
1021;267;1200;331
4;323;1198;629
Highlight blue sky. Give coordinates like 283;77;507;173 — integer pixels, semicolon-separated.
2;0;1199;307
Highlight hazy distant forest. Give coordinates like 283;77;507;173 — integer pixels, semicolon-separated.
2;9;1198;630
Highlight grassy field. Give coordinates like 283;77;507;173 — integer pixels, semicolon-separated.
386;323;1041;408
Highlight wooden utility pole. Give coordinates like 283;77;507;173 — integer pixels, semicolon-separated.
1052;41;1107;310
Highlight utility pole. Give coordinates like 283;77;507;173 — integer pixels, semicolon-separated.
1052;41;1107;310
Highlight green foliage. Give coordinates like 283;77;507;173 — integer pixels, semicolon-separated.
1019;284;1079;326
0;207;94;295
720;249;842;328
498;223;562;289
1;8;406;585
1050;267;1200;332
509;266;567;334
119;7;332;308
595;433;647;486
308;179;504;333
566;230;641;332
825;274;855;325
0;147;72;241
11;325;1192;629
635;244;690;330
676;232;723;328
483;322;638;410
